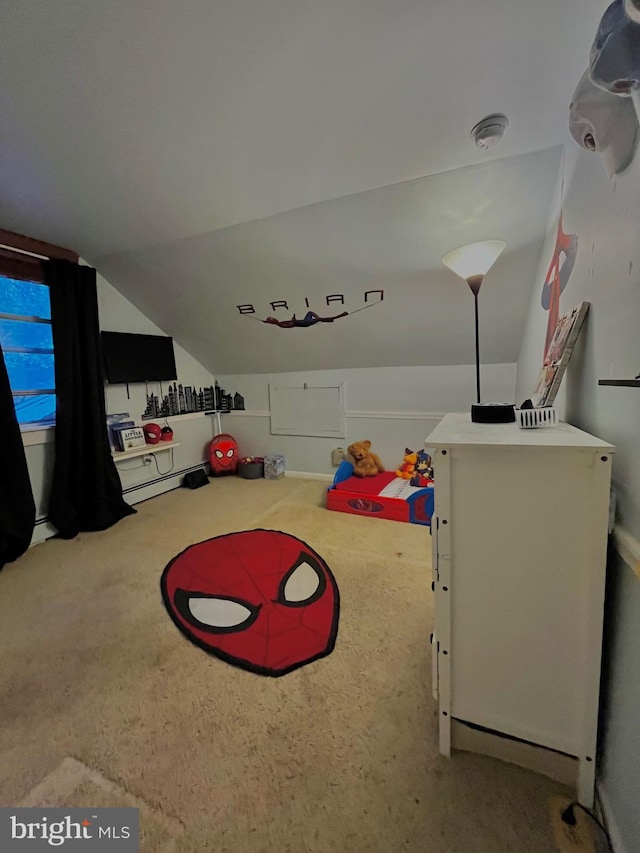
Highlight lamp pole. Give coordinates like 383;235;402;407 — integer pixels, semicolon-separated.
467;274;483;405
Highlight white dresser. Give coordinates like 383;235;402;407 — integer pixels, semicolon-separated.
427;413;614;806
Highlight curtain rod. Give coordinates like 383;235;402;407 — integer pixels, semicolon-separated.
0;243;48;260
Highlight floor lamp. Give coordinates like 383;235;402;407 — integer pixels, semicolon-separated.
442;240;515;423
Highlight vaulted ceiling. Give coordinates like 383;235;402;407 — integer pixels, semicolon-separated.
0;0;606;373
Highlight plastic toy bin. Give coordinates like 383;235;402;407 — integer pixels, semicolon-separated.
238;460;264;479
264;454;285;480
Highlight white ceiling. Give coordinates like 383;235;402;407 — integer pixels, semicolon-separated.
0;0;606;373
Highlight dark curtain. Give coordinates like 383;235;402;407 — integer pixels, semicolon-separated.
0;341;36;569
45;260;136;538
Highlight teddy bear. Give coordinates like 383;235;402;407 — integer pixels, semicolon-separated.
347;440;385;478
396;448;418;479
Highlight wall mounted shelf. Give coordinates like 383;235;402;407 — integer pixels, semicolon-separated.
598;379;640;387
112;440;180;462
161;409;232;432
159;410;228;420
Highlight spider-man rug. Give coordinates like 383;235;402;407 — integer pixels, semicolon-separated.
161;529;340;677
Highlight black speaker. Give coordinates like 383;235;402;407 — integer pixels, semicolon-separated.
183;469;209;489
471;402;516;423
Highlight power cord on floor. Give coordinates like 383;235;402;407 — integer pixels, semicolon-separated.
561;801;613;851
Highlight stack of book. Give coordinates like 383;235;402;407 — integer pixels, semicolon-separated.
106;413;146;452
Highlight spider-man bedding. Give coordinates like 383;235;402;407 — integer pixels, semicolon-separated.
326;460;434;526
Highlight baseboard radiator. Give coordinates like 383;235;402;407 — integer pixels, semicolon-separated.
31;463;208;546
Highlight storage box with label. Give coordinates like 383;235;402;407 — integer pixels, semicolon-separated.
264;454;285;480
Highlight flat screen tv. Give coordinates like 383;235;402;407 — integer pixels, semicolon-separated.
101;331;177;384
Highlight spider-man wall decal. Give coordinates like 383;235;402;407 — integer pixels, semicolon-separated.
263;310;349;328
237;291;385;328
161;529;340;676
541;212;578;362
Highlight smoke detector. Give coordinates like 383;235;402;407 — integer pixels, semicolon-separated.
471;114;509;149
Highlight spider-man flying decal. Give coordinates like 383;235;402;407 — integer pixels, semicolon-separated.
161;529;340;676
239;291;385;328
541;212;578;362
263;310;349;328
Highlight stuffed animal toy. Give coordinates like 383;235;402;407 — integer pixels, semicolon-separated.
347;440;385;478
410;450;434;487
396;448;418;479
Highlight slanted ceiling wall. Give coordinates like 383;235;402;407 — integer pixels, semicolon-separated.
94;148;561;376
516;139;640;851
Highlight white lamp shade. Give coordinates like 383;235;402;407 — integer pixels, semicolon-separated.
442;240;506;281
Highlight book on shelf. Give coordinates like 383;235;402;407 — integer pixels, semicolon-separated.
106;413;135;451
113;426;146;452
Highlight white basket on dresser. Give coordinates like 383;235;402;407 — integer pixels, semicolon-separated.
515;406;557;429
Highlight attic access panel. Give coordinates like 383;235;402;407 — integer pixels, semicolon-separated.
269;383;345;438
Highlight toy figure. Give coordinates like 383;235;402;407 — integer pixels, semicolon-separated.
410;451;434;487
396;448;418;480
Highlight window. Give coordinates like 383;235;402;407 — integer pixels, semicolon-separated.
0;275;55;427
0;228;77;427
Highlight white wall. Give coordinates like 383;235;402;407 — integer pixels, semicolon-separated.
97;274;217;499
219;363;516;475
516;140;640;851
26;270;217;543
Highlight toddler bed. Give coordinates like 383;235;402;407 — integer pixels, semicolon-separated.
326;460;434;526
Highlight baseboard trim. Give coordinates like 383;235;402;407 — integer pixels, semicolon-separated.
122;464;208;503
28;463;209;547
597;781;628;853
121;463;206;495
30;520;58;547
285;471;334;482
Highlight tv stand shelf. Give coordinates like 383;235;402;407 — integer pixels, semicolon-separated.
112;441;180;461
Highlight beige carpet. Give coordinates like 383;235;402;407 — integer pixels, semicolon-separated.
0;476;584;851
